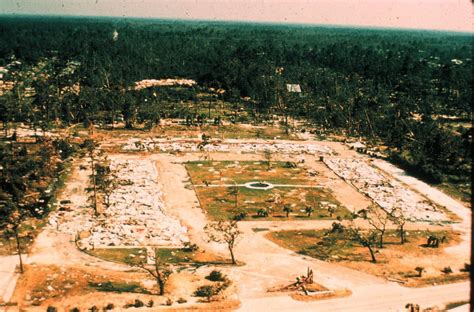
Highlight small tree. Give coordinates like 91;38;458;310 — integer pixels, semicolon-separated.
387;205;407;244
0;200;29;273
365;205;390;248
135;256;172;295
83;138;99;215
228;183;239;209
283;204;293;218
94;156;121;209
204;220;242;265
263;148;272;170
304;206;314;217
415;266;424;277
345;221;378;263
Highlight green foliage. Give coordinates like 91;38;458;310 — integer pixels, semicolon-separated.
194;285;217;300
0;17;470;197
206;270;227;282
88;281;150;294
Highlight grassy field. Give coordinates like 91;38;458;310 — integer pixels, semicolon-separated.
88;248;147;266
99;123;300;140
186;161;312;185
186;161;350;221
267;229;468;286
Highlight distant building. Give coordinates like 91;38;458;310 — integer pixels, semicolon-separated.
286;84;301;93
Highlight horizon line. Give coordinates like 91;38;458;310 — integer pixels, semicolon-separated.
1;12;472;35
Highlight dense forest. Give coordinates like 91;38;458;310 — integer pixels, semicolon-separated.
0;16;472;198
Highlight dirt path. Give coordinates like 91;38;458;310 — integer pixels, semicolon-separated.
238;281;469;311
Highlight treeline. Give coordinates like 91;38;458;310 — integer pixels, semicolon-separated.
0;16;471;192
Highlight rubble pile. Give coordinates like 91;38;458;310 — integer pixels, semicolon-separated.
50;159;189;249
122;138;334;155
323;158;447;222
133;78;196;90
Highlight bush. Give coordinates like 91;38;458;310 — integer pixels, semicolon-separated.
104;303;114;310
194;285;217;301
460;263;471;272
177;298;187;304
183;242;199;252
206;270;227;282
442;266;453;274
47;307;58;312
232;212;247;221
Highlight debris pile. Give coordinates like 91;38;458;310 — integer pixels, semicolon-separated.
122;138;334;155
49;159;189;249
323;158;447;222
133;78;196;90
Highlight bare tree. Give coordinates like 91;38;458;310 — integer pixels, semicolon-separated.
135;256;172;295
365;205;390;248
227;182;239;210
204;220;242;265
344;221;379;263
263;148;272;170
94;156;123;209
83;138;100;215
387;205;407;244
0;200;29;273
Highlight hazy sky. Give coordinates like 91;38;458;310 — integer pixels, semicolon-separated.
1;0;472;32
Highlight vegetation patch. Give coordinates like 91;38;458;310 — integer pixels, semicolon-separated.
88;248;147;266
155;248;229;265
186;161;349;221
88;281;150;294
267;229;466;285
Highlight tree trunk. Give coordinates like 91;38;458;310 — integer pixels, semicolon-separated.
379;230;385;248
228;245;236;265
367;245;377;263
14;229;24;273
90;156;98;215
399;225;405;244
157;278;165;295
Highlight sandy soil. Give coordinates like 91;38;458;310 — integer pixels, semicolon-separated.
4;136;470;311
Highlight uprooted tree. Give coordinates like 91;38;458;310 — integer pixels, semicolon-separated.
204;220;242;265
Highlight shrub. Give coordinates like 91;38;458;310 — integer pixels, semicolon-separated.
442;266;453;274
194;285;217;301
177;298;187;304
183;242;199;252
206;270;226;282
47;307;58;312
104;303;114;310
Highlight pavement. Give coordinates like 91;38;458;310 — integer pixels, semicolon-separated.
0;255;22;304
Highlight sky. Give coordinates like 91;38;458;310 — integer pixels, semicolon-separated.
0;0;472;32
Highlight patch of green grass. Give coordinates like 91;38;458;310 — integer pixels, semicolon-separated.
194;186;350;221
88;281;150;294
155;248;196;263
252;228;270;232
89;248;146;265
186;160;350;221
186;161;311;185
445;300;469;310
